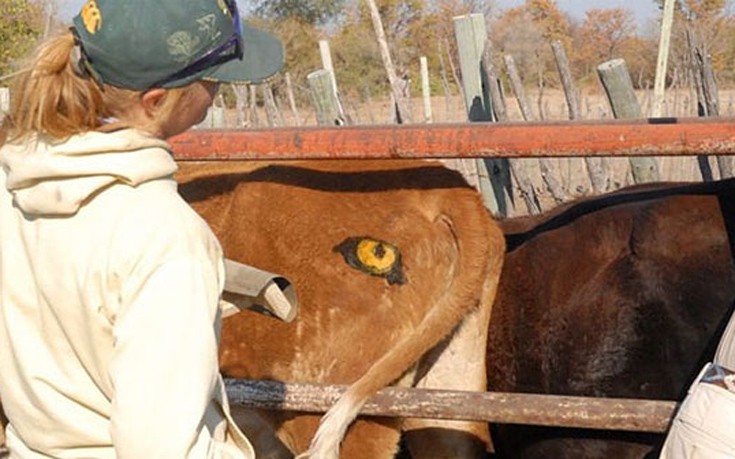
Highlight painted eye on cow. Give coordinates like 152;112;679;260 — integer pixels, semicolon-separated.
333;237;405;285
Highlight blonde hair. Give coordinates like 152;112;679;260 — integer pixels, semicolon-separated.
3;30;192;142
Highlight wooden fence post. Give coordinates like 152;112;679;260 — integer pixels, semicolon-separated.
652;0;676;118
366;0;412;124
198;94;226;128
442;38;467;116
504;55;534;120
505;53;567;209
687;27;731;180
317;40;348;124
551;40;610;195
453;13;510;218
307;69;347;126
420;56;433;123
231;84;248;128
284;72;303;127
484;43;540;215
436;43;454;121
249;85;260;128
481;41;506;122
262;84;283;128
597;59;660;184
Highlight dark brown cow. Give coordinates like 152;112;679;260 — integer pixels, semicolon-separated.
487;178;735;459
177;160;505;459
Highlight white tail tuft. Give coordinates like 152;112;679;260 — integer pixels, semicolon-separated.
300;391;362;459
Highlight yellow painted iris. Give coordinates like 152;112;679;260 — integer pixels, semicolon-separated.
334;236;405;285
356;239;398;276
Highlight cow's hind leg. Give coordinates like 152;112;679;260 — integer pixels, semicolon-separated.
401;293;495;458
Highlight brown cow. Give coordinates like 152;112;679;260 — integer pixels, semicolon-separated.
487;178;735;459
177;160;505;459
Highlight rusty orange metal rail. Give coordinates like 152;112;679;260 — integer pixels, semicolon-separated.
170;117;735;161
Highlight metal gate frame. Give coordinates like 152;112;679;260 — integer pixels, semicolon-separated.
174;116;735;432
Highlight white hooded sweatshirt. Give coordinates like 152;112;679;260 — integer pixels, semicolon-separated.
0;129;253;458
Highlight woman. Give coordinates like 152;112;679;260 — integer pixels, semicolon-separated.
659;317;735;458
0;0;282;457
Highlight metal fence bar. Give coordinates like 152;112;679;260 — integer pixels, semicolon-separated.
225;379;677;433
172;117;735;161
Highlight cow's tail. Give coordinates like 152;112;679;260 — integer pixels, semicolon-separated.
300;194;505;459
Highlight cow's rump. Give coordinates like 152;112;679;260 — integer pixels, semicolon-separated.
487;178;735;458
178;160;505;459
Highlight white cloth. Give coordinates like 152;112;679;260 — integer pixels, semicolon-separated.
0;130;253;458
660;311;735;459
659;369;735;458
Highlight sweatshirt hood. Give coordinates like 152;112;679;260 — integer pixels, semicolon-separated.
1;129;178;216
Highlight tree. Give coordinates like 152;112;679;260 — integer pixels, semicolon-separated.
573;8;648;84
491;0;571;88
330;0;460;100
651;0;732;88
577;9;637;62
263;16;323;103
0;0;44;79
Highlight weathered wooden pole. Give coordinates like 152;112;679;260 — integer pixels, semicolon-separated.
436;43;453;121
198;94;226;128
551;41;580;120
307;69;347;126
319;40;339;97
317;40;347;124
454;13;510;217
262;84;282;127
598;59;661;183
484;43;540;215
505;53;567;207
687;26;730;179
226;379;677;433
504;54;534;120
231;84;247;128
443;38;467;115
249;85;260;128
365;0;412;124
481;41;506;122
551;40;611;194
284;72;302;127
652;0;676;118
420;56;433;123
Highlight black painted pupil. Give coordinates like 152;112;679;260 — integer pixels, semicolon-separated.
374;244;386;258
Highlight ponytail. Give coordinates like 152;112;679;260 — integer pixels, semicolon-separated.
5;30;107;140
4;29;201;143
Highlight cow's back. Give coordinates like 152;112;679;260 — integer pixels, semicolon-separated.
487;179;735;458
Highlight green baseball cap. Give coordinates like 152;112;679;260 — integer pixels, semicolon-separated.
71;0;283;90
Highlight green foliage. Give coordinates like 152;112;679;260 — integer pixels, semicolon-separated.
328;0;469;100
261;16;323;104
331;15;388;100
0;0;44;79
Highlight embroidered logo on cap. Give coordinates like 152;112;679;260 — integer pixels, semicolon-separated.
80;0;102;34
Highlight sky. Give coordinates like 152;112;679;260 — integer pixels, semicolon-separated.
58;0;664;29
